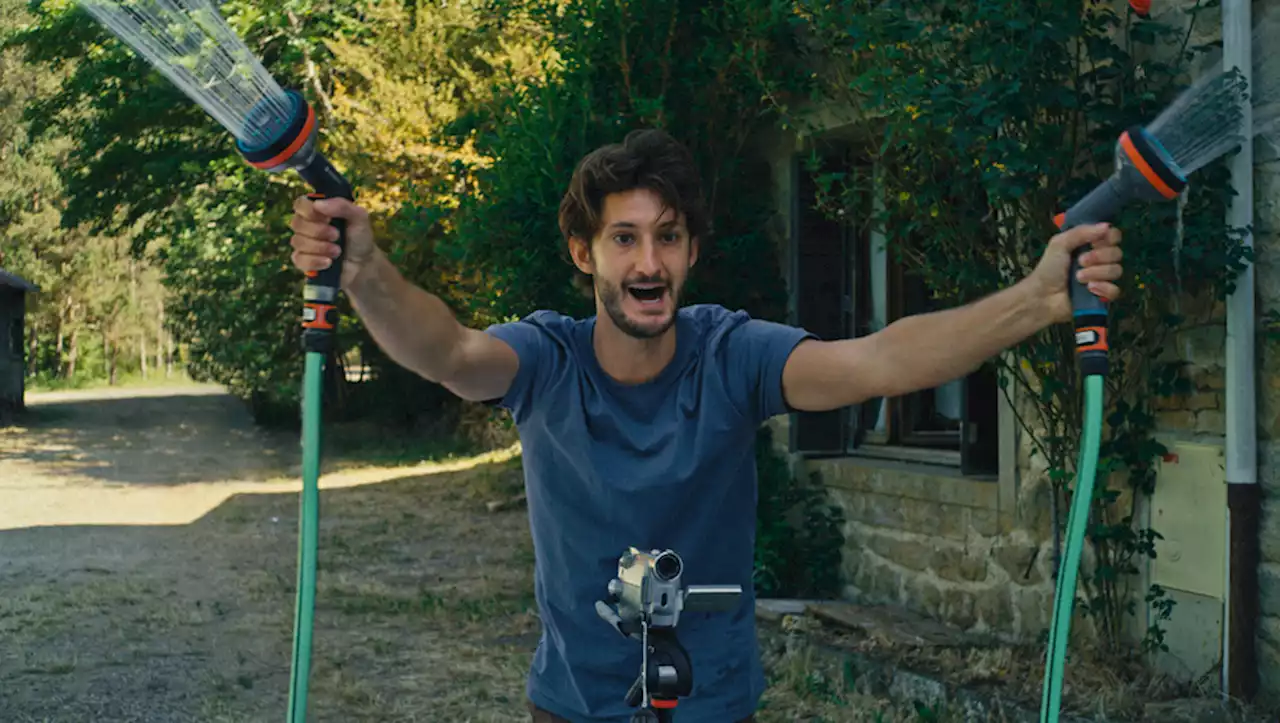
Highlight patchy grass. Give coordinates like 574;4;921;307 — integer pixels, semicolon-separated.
754;612;1280;723
0;434;958;722
754;620;967;723
320;418;486;470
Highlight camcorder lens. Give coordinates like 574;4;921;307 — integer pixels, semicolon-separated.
653;551;681;582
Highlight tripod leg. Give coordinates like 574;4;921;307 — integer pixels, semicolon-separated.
625;674;644;707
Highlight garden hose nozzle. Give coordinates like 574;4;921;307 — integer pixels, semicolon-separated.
1053;125;1188;377
1130;0;1152;18
236;89;355;354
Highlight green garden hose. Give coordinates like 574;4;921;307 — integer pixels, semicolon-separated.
288;351;325;722
1039;374;1104;722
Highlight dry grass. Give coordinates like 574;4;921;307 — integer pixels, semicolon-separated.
776;615;1280;723
755;628;964;722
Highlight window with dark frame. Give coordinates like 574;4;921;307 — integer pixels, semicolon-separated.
789;143;1000;476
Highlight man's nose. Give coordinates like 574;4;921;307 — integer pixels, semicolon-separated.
635;237;662;275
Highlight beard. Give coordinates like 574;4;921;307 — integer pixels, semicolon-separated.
596;272;682;340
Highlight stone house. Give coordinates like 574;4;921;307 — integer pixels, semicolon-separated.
0;268;38;422
760;0;1280;706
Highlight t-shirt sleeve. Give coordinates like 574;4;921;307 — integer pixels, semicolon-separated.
483;316;551;424
726;317;818;424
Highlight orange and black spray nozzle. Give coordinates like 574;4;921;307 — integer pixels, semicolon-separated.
1053;125;1187;377
234;89;354;354
1129;0;1152;18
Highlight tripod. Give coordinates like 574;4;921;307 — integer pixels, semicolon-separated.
624;623;693;723
595;548;741;722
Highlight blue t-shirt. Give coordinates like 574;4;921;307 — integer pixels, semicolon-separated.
484;303;816;722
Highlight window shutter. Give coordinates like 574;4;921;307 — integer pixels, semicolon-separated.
960;363;1001;475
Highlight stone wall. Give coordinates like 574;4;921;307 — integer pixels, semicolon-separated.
817;459;1057;642
1252;134;1280;698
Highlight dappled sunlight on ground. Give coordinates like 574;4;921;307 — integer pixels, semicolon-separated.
0;385;520;531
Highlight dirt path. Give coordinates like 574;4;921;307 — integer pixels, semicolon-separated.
0;385;928;722
0;384;299;533
0;385;538;722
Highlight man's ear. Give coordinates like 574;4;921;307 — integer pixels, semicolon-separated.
689;235;700;269
568;234;595;274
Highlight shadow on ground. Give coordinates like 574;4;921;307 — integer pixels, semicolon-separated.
0;386;297;486
0;454;538;723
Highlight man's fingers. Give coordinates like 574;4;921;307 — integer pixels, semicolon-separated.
292;194;329;222
313;196;366;222
289;214;340;241
1054;222;1116;253
1088;281;1122;302
1077;263;1123;284
1081;245;1123;266
291;234;341;257
1087;226;1123;247
292;249;333;272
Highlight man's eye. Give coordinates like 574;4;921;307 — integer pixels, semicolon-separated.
614;234;634;245
662;233;680;243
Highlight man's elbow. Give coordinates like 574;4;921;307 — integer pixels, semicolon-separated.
434;331;520;403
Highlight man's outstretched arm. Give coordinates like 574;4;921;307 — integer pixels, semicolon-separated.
781;223;1124;412
345;249;520;402
290;195;520;403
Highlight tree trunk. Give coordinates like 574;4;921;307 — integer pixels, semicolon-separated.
55;317;64;372
27;319;38;377
57;296;73;374
131;261;143;380
158;299;170;377
66;329;78;379
165;328;174;377
155;300;164;376
103;327;116;386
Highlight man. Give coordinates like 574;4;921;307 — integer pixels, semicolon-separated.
287;129;1123;722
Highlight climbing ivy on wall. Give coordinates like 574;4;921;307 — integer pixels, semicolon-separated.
763;0;1249;654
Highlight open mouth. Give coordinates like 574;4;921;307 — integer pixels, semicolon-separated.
627;283;668;307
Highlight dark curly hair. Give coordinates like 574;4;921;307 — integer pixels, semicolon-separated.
558;129;710;296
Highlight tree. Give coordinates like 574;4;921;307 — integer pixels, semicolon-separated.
10;0;553;422
1;0;167;386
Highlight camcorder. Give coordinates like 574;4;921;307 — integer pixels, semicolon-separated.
594;547;743;722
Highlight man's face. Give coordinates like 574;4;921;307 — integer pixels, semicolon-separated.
570;188;698;339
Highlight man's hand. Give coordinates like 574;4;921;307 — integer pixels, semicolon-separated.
1025;223;1125;323
288;195;378;290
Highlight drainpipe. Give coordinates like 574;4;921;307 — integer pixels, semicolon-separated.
1222;0;1259;702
